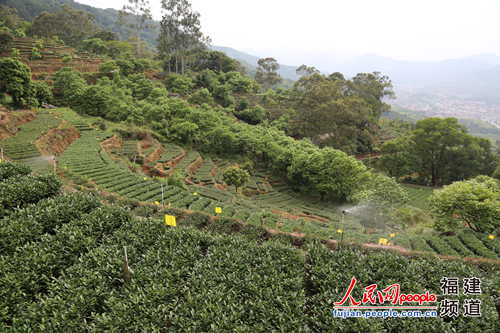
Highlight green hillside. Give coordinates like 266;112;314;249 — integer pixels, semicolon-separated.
0;168;498;331
0;0;499;331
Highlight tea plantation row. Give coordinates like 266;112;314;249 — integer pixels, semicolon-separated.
0;163;498;332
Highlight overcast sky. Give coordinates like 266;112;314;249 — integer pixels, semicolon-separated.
76;0;500;66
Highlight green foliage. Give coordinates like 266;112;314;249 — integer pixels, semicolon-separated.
79;37;107;55
222;166;250;192
390;205;433;228
30;80;52;105
29;5;98;46
492;163;500;180
74;79;133;121
52;67;87;107
164;73;194;95
351;172;409;206
188;88;213;105
167;170;186;189
413;118;496;186
0;161;31;181
0;206;131;323
104;40;133;58
125;73;154;100
0;192;102;256
0;57;32;107
99;60;120;77
0;174;61;214
0;29;13;52
171;121;199;143
29;46;42;60
378;136;416;178
288;147;369;200
61;54;72;63
189;50;243;73
430;176;500;233
10;47;20;58
235;105;266;125
255;57;282;89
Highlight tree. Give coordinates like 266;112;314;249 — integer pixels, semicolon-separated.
223;166;250;193
378;136;416;178
80;38;108;55
0;57;32;107
255;57;282;90
0;30;13;52
380;118;497;186
158;0;210;74
52;67;87;107
350;173;409;229
296;64;320;77
287;147;369;201
430;176;500;233
189;50;243;73
30;5;98;46
31;81;52;105
411;118;496;186
118;0;152;57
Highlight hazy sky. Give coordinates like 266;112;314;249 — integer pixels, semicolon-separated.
76;0;500;66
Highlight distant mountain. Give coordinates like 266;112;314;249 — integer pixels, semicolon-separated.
211;46;300;81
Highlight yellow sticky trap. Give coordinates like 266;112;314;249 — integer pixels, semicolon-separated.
378;238;389;246
215;207;222;214
164;215;176;227
154;201;160;206
337;229;343;234
488;234;496;240
193;192;198;196
389;233;396;238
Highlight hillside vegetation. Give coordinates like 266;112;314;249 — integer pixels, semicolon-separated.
0;1;499;331
0;165;498;332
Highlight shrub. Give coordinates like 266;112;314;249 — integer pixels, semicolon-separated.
164;73;194;95
0;30;13;52
0;174;61;214
62;55;72;63
0;162;31;181
99;60;119;77
0;57;32;107
188;88;213;105
430;176;500;233
30;47;43;60
222;166;250;193
52;67;87;107
31;81;53;105
0;193;102;255
235;105;266;125
167;170;186;189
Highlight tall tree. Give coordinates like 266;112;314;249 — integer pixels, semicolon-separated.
255;57;282;90
118;0;152;57
288;72;392;154
296;64;319;77
29;5;97;46
158;0;210;74
380;118;497;186
0;57;32;107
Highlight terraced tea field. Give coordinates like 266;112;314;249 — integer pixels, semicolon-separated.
1;170;497;332
2;109;498;260
0;111;60;173
403;184;434;209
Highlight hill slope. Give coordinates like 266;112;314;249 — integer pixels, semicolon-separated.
0;0;160;47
